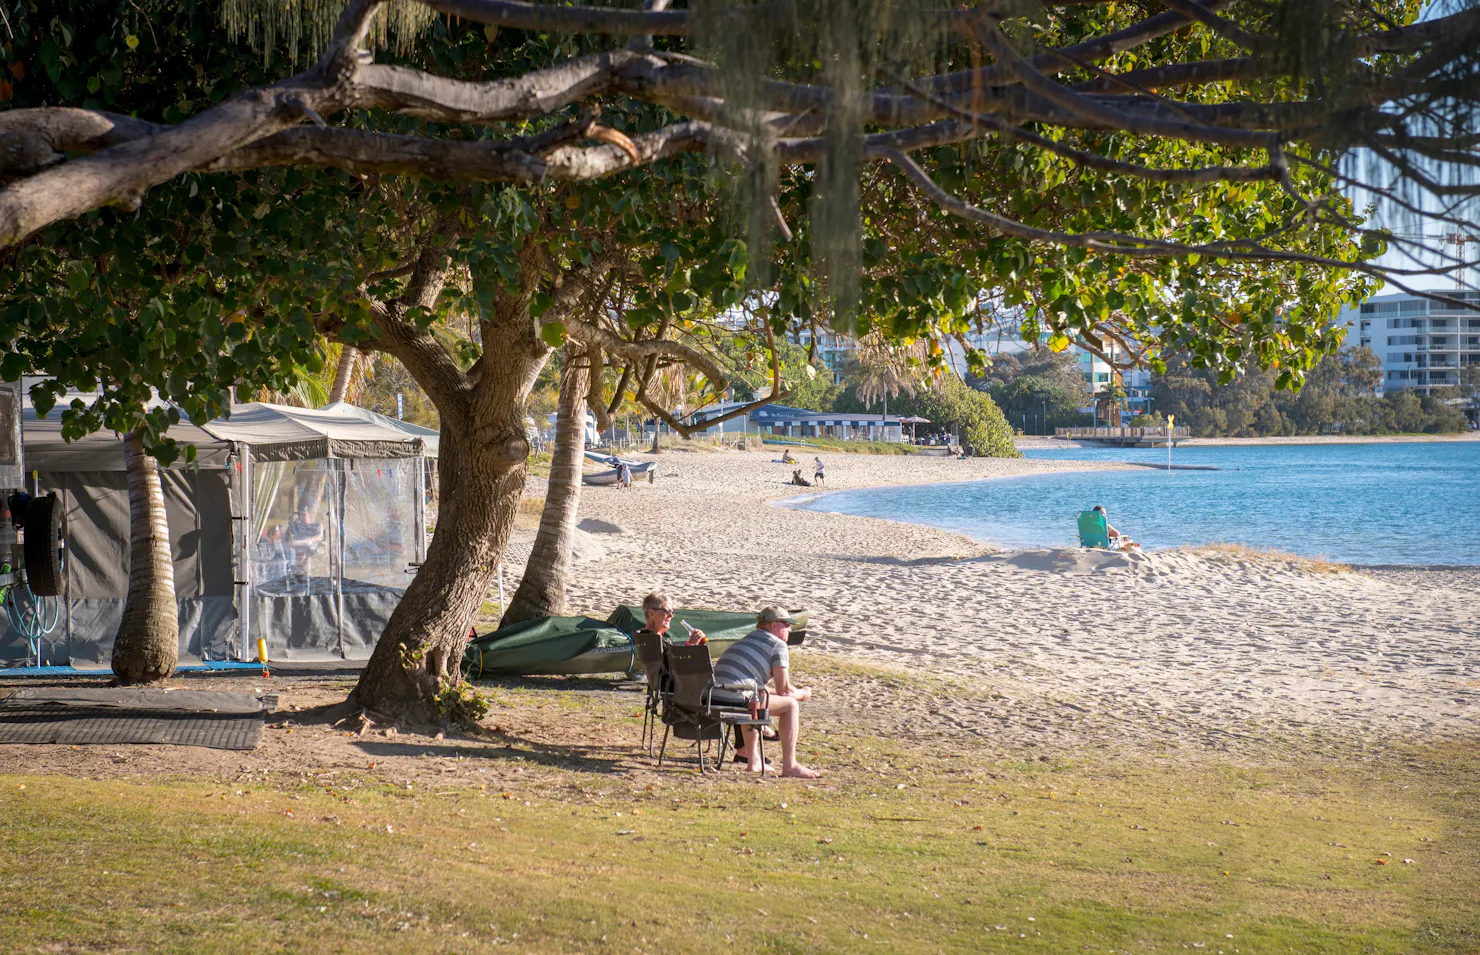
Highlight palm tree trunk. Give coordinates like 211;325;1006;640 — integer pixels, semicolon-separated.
501;344;590;626
328;346;359;404
110;428;178;684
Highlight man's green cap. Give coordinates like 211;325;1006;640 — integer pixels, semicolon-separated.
757;606;793;625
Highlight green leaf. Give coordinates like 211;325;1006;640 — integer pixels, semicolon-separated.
539;322;567;347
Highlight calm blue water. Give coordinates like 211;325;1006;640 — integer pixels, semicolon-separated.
789;441;1480;565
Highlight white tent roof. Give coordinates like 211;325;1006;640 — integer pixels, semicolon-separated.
22;407;235;471
203;403;424;461
321;401;439;458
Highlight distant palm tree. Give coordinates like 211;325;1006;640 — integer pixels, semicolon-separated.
1096;380;1128;426
646;362;690;452
844;331;934;422
328;344;366;404
250;343;343;408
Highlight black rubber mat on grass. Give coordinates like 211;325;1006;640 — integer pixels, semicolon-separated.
0;688;269;750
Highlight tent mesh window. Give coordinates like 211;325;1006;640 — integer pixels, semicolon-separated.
248;458;421;660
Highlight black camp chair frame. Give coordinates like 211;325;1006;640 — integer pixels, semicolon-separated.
631;630;668;757
656;644;775;776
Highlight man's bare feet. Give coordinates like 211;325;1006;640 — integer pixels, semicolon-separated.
747;760;775;774
780;764;821;779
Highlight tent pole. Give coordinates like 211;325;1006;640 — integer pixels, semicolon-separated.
415;456;427;564
239;448;253;662
335;460;346;659
62;483;72;665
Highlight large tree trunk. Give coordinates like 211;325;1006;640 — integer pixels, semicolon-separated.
351;271;554;721
352;409;530;719
500;343;591;626
347;235;619;722
110;429;178;684
328;345;359;404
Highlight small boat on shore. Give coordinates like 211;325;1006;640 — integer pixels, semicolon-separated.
583;462;656;486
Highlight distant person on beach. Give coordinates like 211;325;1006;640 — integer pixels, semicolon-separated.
781;449;797;464
637;591;707;646
618;462;632;488
790;469;812;487
1092;504;1138;550
716;607;819;779
813;456;825;486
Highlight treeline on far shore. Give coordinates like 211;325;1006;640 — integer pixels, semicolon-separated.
1146;349;1474;437
964;346;1474;438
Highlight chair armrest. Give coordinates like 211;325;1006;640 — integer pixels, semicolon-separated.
702;682;760;711
710;682;759;695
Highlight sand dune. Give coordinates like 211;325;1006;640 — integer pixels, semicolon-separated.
504;448;1478;756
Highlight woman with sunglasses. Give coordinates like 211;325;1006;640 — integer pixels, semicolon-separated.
639;591;707;646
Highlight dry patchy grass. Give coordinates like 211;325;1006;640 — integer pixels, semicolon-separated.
1;664;1477;953
514;495;546;529
1183;542;1353;575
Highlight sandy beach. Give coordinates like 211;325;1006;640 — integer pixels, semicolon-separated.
507;449;1479;758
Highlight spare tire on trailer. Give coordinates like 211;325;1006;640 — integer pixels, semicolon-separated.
24;492;63;597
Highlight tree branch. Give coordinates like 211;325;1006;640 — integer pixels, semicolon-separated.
353;52;643;124
563;320;730;393
0;0;387;245
1151;0;1259;52
972;17;1277;148
419;0;690;36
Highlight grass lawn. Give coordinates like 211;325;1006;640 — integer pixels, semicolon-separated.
2;678;1477;953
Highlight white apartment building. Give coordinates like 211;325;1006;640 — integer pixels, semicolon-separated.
1338;290;1480;394
788;327;856;383
946;316;1152;413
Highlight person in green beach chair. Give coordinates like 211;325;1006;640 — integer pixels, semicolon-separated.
1079;504;1139;551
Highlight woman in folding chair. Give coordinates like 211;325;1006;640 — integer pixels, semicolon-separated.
712;607;821;779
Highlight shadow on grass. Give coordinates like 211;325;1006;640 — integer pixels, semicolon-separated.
352;735;629;774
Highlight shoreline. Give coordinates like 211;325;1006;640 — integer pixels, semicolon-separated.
1016;431;1480;449
775;463;1480;569
775;473;1480;568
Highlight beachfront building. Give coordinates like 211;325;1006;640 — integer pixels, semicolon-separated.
942;311;1152;419
1338;290;1480;395
1070;345;1153;420
685;401;912;442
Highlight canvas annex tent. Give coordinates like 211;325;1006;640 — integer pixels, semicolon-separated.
0;410;237;667
0;402;428;667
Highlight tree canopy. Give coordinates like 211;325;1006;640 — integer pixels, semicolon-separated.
4;0;1479;399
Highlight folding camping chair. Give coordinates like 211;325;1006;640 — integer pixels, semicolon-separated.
631;630;668;756
657;644;776;775
1078;509;1117;549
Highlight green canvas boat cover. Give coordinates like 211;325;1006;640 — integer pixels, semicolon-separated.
606;607;761;649
463;607;813;679
606;607;809;646
463;616;634;678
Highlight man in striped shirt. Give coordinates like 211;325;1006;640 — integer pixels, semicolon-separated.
712;607;819;779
